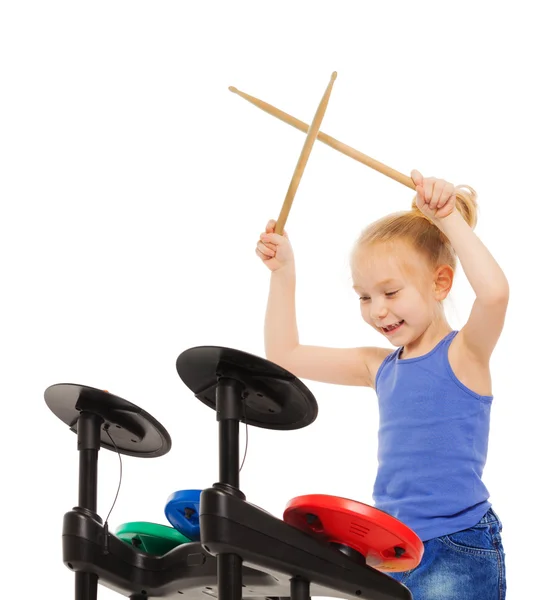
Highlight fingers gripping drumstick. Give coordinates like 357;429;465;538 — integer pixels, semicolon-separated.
231;72;337;235
229;84;471;204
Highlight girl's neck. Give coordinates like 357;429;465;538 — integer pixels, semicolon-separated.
400;320;452;359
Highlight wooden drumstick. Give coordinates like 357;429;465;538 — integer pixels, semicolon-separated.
229;85;472;204
231;73;337;235
229;83;411;190
274;72;337;234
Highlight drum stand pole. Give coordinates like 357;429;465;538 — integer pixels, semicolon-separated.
216;377;244;600
74;411;103;600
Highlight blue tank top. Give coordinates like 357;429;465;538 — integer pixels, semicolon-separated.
373;330;493;541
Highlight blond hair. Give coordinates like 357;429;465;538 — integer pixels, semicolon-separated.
353;185;478;272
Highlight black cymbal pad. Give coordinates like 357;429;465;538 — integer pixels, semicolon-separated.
175;346;318;430
44;384;171;457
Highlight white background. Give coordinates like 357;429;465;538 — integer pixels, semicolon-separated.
1;1;547;598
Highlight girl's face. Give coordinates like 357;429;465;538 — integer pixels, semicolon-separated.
351;241;444;346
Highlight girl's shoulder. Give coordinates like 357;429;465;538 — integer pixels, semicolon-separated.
447;330;493;397
366;346;394;388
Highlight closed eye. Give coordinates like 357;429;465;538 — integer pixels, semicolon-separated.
359;290;399;302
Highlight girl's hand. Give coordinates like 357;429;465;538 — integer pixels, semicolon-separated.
255;219;295;272
411;169;457;221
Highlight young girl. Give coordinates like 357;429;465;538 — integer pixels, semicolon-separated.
255;170;508;600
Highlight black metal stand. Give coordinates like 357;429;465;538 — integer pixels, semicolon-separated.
46;356;413;600
75;411;104;600
214;371;314;600
291;578;311;600
216;377;244;600
175;347;321;600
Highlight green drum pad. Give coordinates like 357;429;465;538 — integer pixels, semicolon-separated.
115;521;192;555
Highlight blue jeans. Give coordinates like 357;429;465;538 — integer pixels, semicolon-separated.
389;508;506;599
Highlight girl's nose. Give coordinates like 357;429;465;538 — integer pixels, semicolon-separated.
371;303;388;320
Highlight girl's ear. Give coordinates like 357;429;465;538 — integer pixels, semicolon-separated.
433;265;454;301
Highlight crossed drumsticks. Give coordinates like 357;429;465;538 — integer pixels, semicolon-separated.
229;73;471;234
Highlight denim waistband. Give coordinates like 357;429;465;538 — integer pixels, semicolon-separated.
479;506;501;525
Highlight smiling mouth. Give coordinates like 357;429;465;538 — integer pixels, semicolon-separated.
382;320;404;334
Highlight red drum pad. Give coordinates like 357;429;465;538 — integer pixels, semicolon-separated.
283;495;423;572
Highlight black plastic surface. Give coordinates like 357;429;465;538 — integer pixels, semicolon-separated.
45;383;171;457
175;346;318;430
62;509;278;598
62;505;410;600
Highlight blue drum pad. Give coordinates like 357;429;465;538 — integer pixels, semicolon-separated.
165;489;202;541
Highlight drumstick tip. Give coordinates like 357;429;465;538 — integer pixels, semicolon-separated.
331;71;338;80
228;86;238;93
